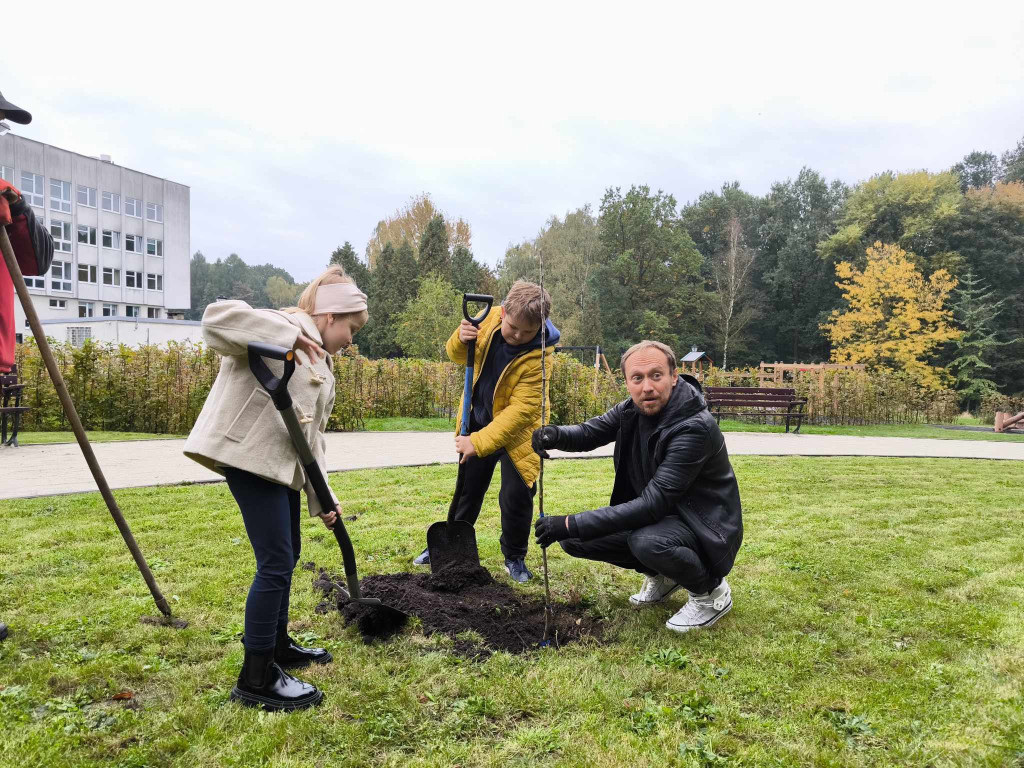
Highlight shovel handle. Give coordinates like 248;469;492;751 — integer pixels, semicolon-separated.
462;294;493;326
247;343;296;410
247;342;379;606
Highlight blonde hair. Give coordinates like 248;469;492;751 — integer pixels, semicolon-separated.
620;340;677;373
502;280;551;326
283;265;369;325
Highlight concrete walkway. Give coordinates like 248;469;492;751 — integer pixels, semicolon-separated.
2;431;1023;500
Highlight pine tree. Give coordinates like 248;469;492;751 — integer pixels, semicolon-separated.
949;270;1014;410
329;241;371;289
417;214;451;276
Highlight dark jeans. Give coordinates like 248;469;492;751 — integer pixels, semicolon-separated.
450;450;534;560
224;467;301;652
560;515;721;594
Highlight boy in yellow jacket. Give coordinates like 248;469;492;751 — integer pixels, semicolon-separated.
414;280;560;582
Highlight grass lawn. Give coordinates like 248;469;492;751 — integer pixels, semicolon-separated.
715;419;1024;443
363;417;456;432
1;457;1022;767
16;431;186;446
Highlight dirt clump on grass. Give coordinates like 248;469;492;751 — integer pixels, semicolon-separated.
311;560;602;655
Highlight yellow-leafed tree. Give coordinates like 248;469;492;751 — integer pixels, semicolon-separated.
821;242;960;389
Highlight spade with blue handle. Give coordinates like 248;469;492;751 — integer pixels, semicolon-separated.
426;293;494;573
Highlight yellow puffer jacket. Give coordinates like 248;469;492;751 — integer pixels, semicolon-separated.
446;307;553;488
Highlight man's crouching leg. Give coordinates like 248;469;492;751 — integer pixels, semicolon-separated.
626;518;733;633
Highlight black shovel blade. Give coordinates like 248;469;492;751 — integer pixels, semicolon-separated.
426;520;480;572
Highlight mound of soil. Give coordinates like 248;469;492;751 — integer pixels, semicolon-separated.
311;560;602;655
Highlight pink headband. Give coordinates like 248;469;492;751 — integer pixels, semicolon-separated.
312;281;368;315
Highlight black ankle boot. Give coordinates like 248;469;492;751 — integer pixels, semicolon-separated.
230;648;323;711
274;628;333;670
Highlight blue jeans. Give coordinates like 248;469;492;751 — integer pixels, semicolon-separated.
224;467;301;651
560;515;721;594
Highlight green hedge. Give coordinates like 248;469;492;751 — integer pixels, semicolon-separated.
13;341;625;434
13;340;958;433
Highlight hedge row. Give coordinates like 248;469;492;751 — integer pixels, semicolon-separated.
13;341;958;433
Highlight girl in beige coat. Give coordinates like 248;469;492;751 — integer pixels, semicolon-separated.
184;265;367;711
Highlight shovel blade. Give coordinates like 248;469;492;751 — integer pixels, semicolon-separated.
426;520;480;572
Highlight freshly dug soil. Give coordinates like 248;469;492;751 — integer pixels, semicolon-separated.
311;560;602;655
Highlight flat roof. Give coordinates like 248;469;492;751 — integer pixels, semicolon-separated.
39;317;200;327
2;132;190;189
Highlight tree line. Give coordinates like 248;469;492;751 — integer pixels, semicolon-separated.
188;135;1024;403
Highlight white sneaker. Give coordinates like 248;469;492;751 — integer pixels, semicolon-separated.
665;579;732;633
629;574;682;606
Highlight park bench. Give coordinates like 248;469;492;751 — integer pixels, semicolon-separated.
705;386;807;434
1;364;29;447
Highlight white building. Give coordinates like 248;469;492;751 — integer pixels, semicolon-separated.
0;133;192;347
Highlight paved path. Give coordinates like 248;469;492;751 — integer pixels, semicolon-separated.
2;431;1023;500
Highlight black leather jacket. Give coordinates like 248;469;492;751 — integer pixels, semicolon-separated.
554;375;743;578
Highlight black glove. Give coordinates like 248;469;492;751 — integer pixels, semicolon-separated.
531;425;560;458
534;515;571;548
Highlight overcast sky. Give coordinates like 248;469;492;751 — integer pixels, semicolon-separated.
7;1;1024;281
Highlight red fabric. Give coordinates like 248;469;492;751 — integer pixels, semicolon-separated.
1;181;42;372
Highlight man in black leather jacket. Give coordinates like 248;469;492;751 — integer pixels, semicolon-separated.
532;340;742;632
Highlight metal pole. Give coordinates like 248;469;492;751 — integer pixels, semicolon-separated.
1;226;173;618
538;248;554;643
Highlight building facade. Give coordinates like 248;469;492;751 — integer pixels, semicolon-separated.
0;133;191;346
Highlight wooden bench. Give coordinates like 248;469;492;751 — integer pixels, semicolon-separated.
1;364;30;447
705;386;807;433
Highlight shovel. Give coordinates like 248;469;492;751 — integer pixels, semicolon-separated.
247;342;408;633
426;293;494;573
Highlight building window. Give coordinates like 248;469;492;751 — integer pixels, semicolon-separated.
102;303;118;317
125;233;143;253
50;179;72;213
49;299;67;309
49;220;72;253
125;197;142;218
0;165;12;182
145;202;163;222
102;229;121;249
21;172;44;207
77;185;97;208
25;275;45;289
146;238;163;257
146;273;163;291
125;270;143;288
125;305;140;318
102;267;121;286
68;327;93;348
51;261;72;292
79;302;95;318
101;191;120;213
147;307;161;319
78;264;97;284
78;225;97;246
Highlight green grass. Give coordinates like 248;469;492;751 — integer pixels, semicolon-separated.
716;419;1024;442
1;457;1022;766
17;431;186;446
363;417;456;432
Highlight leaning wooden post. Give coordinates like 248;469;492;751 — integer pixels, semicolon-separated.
1;227;173;619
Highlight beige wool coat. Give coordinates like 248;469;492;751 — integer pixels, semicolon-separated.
183;300;340;516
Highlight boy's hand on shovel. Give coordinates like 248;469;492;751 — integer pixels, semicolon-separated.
455;434;476;463
458;320;479;343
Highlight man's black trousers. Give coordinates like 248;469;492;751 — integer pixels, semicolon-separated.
559;514;721;594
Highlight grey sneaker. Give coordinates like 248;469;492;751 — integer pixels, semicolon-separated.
504;558;533;583
413;548;430;566
665;579;732;633
629;574;682;606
